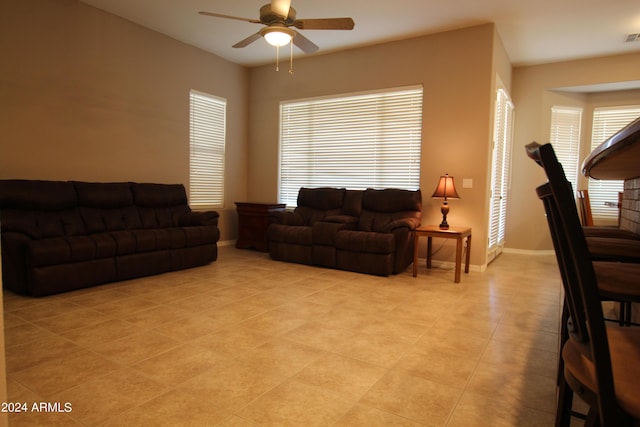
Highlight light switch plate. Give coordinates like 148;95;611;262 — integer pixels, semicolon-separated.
462;178;473;189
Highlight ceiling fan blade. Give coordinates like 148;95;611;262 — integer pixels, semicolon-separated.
294;18;355;30
233;32;263;48
271;0;292;19
199;11;261;24
293;31;319;54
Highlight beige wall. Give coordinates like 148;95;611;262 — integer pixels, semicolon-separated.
248;24;509;267
0;0;250;242
509;53;640;250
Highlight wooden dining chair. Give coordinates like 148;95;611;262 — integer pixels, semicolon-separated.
526;142;640;426
577;189;639;240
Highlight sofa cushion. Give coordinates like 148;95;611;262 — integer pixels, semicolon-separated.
74;182;134;208
132;183;188;207
0;180;77;210
80;206;142;233
359;189;422;232
267;224;312;245
362;188;422;213
297;187;345;210
335;230;395;254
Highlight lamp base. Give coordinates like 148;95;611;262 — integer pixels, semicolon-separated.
439;201;450;229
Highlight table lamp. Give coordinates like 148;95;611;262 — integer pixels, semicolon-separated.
432;174;460;229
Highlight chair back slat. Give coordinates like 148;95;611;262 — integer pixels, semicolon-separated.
525;142;621;425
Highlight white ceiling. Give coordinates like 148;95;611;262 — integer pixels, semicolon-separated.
80;0;640;67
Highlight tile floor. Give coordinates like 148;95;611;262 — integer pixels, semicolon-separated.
4;247;568;426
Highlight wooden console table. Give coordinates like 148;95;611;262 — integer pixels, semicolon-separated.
413;225;472;283
235;202;286;252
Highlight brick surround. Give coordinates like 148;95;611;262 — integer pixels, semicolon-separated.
621;177;640;235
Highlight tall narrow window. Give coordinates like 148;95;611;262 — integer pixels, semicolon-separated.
550;106;582;194
488;87;514;262
279;86;423;206
189;90;226;209
588;106;640;222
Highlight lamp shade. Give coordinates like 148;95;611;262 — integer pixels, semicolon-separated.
431;174;460;200
261;26;294;47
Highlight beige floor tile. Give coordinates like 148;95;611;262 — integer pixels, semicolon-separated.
91;330;180;365
283;322;357;352
360;369;462;425
238;308;309;336
394;348;478;388
91;295;159;317
236;338;326;377
237;379;353;426
60;318;139;348
120;304;190;330
4;322;56;348
50;368;168;425
33;308;113;334
132;343;229;386
294;353;387;400
413;324;489;361
178;360;286;411
448;391;555;426
102;389;232;426
466;361;557;414
194;325;272;357
3;249;565;426
10;349;120;397
8;299;83;321
334;403;424;426
6;335;83;374
152;313;228;341
334;331;414;368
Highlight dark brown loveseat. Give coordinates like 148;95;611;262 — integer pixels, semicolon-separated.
267;187;422;276
0;179;220;296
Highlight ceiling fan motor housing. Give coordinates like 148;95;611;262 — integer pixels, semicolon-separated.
260;4;296;25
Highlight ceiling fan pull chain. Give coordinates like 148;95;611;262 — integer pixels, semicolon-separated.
289;41;294;75
275;45;280;71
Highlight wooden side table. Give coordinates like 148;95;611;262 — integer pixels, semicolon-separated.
413;225;472;283
235;202;286;252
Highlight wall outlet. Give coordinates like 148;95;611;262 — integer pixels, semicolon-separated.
462;178;473;189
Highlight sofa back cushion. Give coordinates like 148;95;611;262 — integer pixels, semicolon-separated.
359;188;422;232
0;179;77;210
0;180;85;237
74;182;142;232
295;187;346;225
132;183;190;228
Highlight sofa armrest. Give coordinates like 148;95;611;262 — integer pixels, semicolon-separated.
179;211;219;227
382;218;421;233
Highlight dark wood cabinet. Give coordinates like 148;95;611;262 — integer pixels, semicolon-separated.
235;202;286;252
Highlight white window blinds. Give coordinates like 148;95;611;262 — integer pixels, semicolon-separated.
588;106;640;222
550;106;582;194
189;90;226;209
488;88;514;253
279;86;423;206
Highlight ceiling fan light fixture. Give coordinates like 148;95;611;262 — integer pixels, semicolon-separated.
261;26;295;47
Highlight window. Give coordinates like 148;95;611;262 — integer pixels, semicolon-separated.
488;87;514;262
189;90;226;209
550;106;582;195
278;86;423;206
588;106;640;222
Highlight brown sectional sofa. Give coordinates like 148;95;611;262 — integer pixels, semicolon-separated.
0;179;220;296
267;187;422;276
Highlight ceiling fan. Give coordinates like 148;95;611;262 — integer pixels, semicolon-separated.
199;0;355;54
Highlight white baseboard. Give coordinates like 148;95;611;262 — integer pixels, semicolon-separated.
218;239;236;247
502;248;555;256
